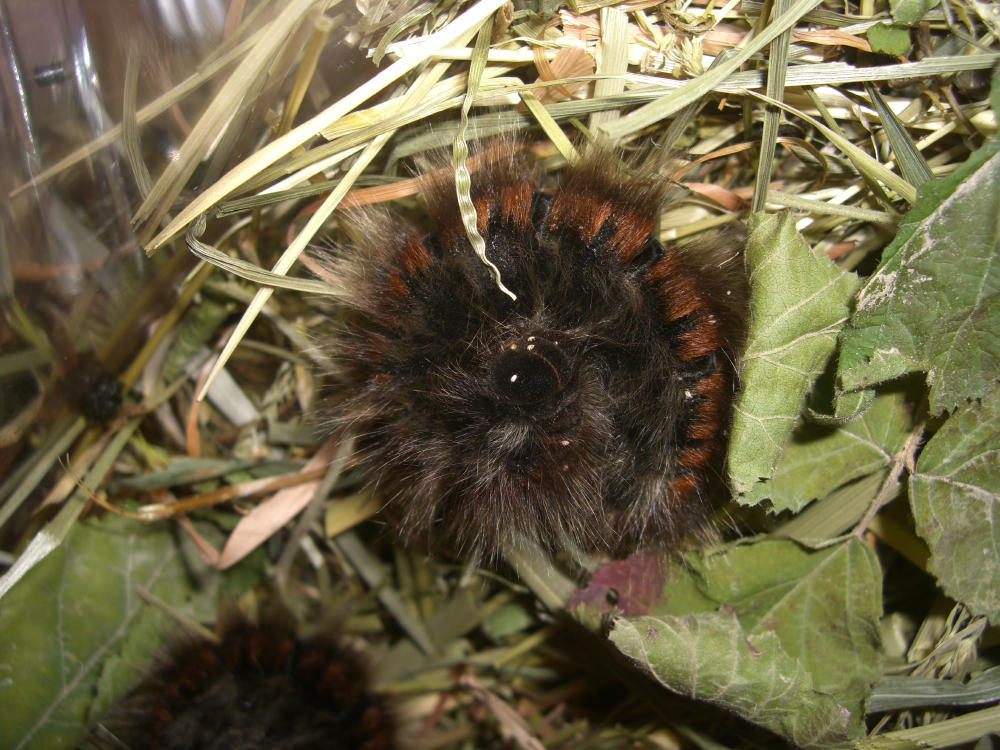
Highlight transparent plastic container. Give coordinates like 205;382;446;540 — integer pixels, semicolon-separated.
0;0;227;481
1;0;226;296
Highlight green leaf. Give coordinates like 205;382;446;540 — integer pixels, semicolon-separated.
612;609;851;747
480;602;536;642
889;0;940;26
867;23;912;56
763;384;916;513
776;470;890;541
589;538;883;746
729;213;861;498
833;387;876;422
0;515;231;750
837;141;1000;414
910;382;1000;623
685;538;883;728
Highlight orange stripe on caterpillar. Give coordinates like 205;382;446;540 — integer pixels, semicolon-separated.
473;192;492;234
677;444;714;470
677;317;724;360
608;209;657;262
385;273;408;298
546;188;614;244
688;405;726;444
499;179;534;228
646;252;705;321
398;235;432;276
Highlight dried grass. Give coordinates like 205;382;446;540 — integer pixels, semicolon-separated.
2;0;998;747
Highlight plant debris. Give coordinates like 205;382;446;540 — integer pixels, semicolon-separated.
1;1;998;748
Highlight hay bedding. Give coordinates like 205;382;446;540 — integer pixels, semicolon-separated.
0;1;998;748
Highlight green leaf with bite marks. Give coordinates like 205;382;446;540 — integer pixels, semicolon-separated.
729;213;860;499
585;537;883;747
837;141;1000;415
911;382;1000;623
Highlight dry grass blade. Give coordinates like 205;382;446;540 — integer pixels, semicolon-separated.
315;65;517;143
751;0;793;213
185;220;342;295
216;439;346;569
7;28;265;199
133;468;329;522
588;6;628;130
195;133;387;402
519;91;579;162
765;191;893;223
372;2;437;66
458;674;546;750
335;531;437;655
744;89;918;202
502;539;576;611
0;420;85;532
135;0;320;240
276;12;334;136
195;11;493;400
121;262;216;391
147;0;512;252
864;82;934;189
656;50;737;157
855;705;1000;748
324;493;381;538
122;50;152;199
600;0;825;139
622;53;1000;93
452;16;517;301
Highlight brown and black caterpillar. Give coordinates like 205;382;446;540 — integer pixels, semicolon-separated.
319;144;748;559
96;609;396;750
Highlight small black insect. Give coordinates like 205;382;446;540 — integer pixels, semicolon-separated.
99;609;396;750
320;144;748;559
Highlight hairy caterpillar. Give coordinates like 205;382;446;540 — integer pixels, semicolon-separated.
320;144;748;560
98;609;396;750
